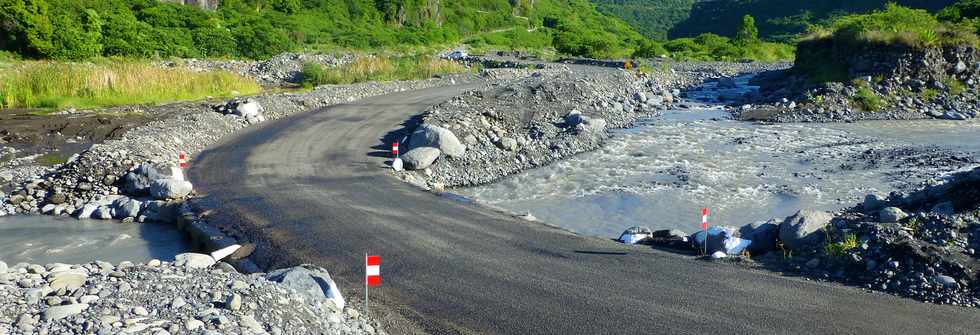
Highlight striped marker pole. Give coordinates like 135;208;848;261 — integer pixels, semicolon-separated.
392;143;399;158
701;208;709;255
365;254;381;316
178;151;188;169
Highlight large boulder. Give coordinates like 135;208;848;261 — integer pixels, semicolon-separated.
879;207;908;223
122;164;165;195
778;209;833;251
235;99;266;124
402;147;441;170
142;201;179;223
863;193;887;211
265;265;345;310
149;179;193;200
110;197;142;219
691;226;751;255
174;253;215;269
408;124;465;157
739;219;779;254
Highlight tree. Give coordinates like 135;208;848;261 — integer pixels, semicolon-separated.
735;14;758;44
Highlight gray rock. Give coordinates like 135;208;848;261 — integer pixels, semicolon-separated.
943;111;968;120
265;265;344;309
132;306;149;316
235;99;266;124
879;207;908;223
185;319;205;331
954;60;967;74
77;203;99;219
408;124;465;157
863;193;887;211
690;226;751;255
149;179;193;200
936;275;958;289
496;137;518;151
226;294;242;311
48;270;87;292
402;147;441;170
0;261;6;273
174;253;215;269
565;110;585;126
930;201;954;215
93;206;113;220
41;204;56;214
123;164;165;195
43;303;89;321
739;220;779;254
778;209;833;251
111;197;142;218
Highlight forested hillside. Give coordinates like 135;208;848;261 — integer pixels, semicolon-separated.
0;0;646;60
594;0;958;41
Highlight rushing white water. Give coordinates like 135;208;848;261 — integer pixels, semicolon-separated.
459;78;980;238
0;215;190;265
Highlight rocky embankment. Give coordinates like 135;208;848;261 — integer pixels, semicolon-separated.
395;62;786;188
160;53;354;87
624;166;980;307
0;257;381;335
739;44;980;122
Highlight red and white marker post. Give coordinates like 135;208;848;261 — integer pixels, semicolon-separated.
701;208;709;255
391;143;404;171
178;151;188;169
391;143;399;158
364;254;381;315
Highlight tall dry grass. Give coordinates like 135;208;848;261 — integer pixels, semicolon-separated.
0;60;260;110
301;55;471;87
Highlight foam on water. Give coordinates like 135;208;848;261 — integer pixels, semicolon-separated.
460;77;980;238
0;215;190;265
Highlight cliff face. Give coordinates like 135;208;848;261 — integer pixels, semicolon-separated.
160;0;219;11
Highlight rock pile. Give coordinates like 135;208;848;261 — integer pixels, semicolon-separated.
741;45;980;122
0;257;383;335
160;53;355;86
625;166;980;307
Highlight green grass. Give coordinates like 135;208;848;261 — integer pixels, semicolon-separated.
921;88;942;100
803;4;979;49
300;55;472;87
0;59;260;110
34;152;70;166
851;80;884;111
943;77;966;96
825;233;859;257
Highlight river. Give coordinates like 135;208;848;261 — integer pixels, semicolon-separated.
458;77;980;238
0;215;190;265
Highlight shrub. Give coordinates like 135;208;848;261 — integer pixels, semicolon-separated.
851;80;883;112
803;3;979;48
825;233;859;257
300;55;470;87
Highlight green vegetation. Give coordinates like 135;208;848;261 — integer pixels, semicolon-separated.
592;0;696;40
300;55;470;87
825;233;859;257
802;3;978;48
851;80;884;111
735;15;760;44
34;151;69;166
593;0;957;42
921;88;942;100
943;77;966;95
0;60;259;109
660;33;794;62
0;0;654;61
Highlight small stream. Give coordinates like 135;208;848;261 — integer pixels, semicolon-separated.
458;77;980;238
0;215;190;265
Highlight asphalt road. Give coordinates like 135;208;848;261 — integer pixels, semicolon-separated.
191;83;980;335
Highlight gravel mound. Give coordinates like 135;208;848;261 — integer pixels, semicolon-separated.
160;53;355;86
0;258;382;335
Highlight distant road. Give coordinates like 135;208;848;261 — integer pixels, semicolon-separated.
191;83;980;335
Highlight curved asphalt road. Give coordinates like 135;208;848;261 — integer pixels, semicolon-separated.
191;84;980;335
